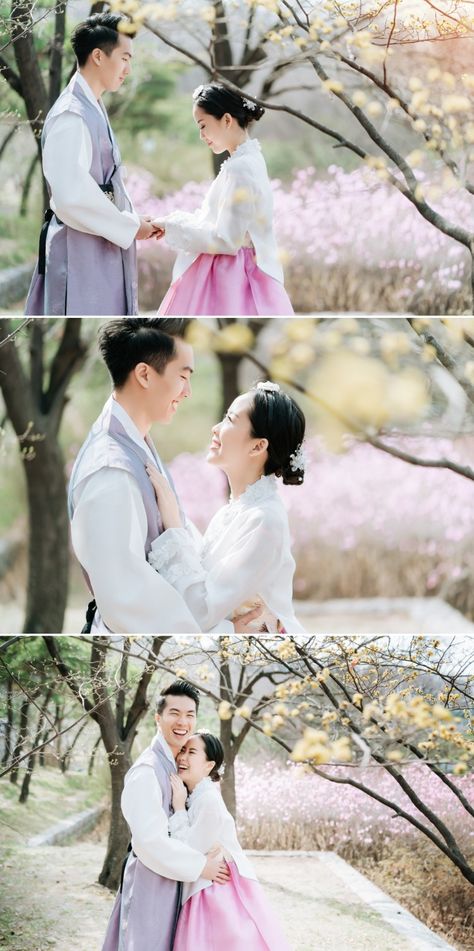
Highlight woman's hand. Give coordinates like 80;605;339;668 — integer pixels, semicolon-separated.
146;465;183;530
151;219;166;240
170;772;188;812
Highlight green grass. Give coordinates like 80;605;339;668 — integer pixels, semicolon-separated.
0;766;106;848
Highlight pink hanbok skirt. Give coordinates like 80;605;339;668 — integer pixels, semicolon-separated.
158;247;294;316
173;862;292;951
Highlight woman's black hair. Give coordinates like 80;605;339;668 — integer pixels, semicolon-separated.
71;13;134;67
196;731;225;783
248;384;306;486
193;82;264;129
98;318;192;388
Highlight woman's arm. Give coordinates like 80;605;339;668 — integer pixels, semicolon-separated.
153;166;256;257
169;790;225;854
148;507;278;631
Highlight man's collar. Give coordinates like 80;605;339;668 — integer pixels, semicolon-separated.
155;731;178;767
72;71;105;117
110;395;158;465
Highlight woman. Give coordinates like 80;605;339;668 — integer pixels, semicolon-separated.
146;381;306;633
170;731;293;951
153;83;293;316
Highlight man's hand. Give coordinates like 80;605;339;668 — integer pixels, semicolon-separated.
234;604;263;633
202;847;231;885
136;216;158;240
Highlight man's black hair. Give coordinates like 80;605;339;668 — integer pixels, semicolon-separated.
98;318;192;388
156;679;200;715
71;13;134;68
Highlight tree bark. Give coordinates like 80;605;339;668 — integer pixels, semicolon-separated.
219;717;237;817
22;432;70;632
0;319;87;634
1;676;13;767
99;746;134;889
19;687;52;803
10;697;29;784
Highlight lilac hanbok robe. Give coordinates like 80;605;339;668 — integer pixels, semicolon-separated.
101;739;182;951
25;74;137;316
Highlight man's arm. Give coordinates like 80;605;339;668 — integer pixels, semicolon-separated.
42;112;150;249
122;767;207;882
71;468;202;633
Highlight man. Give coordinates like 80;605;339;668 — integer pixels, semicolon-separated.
26;13;156;316
68;318;261;633
102;680;229;951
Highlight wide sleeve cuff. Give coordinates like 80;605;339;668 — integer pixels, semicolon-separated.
148;527;206;591
169;810;190;839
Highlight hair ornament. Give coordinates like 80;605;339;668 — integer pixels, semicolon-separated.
192;84;205;100
257;381;281;393
242;97;257;112
289;443;306;473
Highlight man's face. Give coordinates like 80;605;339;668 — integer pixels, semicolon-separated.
148;338;194;425
93;35;133;93
156;695;197;754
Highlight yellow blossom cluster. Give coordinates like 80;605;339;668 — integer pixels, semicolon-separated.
291;728;352;765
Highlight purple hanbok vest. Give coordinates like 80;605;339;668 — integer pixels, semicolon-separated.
101;737;182;951
25;73;137;316
68;399;164;601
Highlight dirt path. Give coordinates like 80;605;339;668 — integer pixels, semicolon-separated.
0;842;451;951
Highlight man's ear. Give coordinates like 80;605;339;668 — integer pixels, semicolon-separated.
134;362;151;389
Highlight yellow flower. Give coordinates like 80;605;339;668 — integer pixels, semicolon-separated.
322;79;344;94
218;701;233;721
214;324;254;354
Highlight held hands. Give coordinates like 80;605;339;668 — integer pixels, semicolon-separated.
146;464;182;530
170;772;188;812
151;218;166;240
136;216;165;241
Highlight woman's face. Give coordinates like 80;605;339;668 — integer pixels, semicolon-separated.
193;104;234;154
207;392;267;475
176;735;214;790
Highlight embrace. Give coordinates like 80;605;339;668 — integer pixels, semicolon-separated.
25;13;293;317
101;679;292;950
68;318;306;635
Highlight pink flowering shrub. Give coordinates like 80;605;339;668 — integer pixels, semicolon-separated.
235;759;474;860
168;437;474;615
128;166;471;314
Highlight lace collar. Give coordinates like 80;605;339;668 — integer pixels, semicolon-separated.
221;138;261;171
187;776;214;807
230;474;278;508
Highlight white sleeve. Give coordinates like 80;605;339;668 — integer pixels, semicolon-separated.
148;511;278;631
43;112;140;249
122;766;206;882
162;167;255;257
70;468;202;634
169;798;225;854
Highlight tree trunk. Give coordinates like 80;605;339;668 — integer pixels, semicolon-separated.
217;352;241;419
1;676;13;767
19;688;52;803
19;151;39;217
88;734;102;777
22;428;69;633
219;719;237;817
99;747;133;890
10;698;29;784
